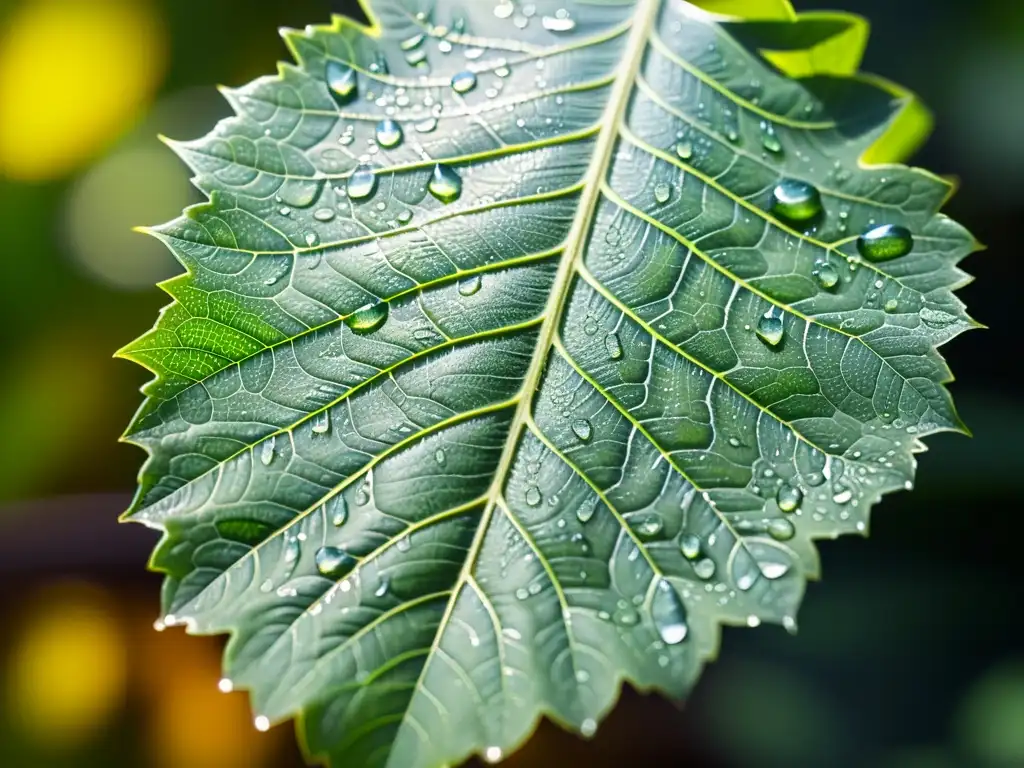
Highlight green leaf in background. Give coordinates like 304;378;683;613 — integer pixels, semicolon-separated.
119;1;979;765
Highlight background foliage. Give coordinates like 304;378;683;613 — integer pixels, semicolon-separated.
0;0;1019;767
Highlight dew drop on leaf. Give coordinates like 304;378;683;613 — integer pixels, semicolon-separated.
260;435;276;466
694;558;716;580
676;140;693;160
680;534;701;560
326;60;357;103
604;332;623;360
458;274;482;296
760;120;782;153
525;486;542;507
315;546;356;578
857;224;914;262
571;418;592;442
428;164;463;203
652;578;689;645
654;183;671;204
311;411;331;435
776;482;803;513
813;259;840;289
771;179;821;222
347;165;378;201
756;312;784;346
375;118;403;149
434;448;447;466
541;11;576;32
450;71;477;94
767;518;796;541
635;514;664;540
345;301;388;335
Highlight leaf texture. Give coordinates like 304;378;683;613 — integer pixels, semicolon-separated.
120;1;978;765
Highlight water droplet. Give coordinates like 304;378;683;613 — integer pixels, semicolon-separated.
756;311;784;347
736;572;756;591
604;332;623;360
541;12;576;32
458;274;482;296
525;486;542;507
450;71;477;94
884;298;899;313
325;61;357;103
776;483;803;513
760;121;782;153
312;411;331;434
676;140;693;160
315;546;357;578
494;2;514;19
434;448;447;466
771;179;821;222
857;224;914;262
218;678;234;693
571;418;593;442
652;578;689;645
345;301;388;335
400;32;425;51
375;578;390;597
813;259;840;289
832;487;853;505
254;716;271;732
428;164;462;203
260;436;276;466
397;535;411;552
314;208;335;223
485;747;503;764
576;498;598;524
614;607;639;626
635;514;664;540
760;560;790;580
515;587;529;600
375;118;403;149
581;717;597;737
680;534;701;560
347;165;378;201
330;496;348;527
767;518;796;541
654;183;671;204
414;117;438;134
694;558;716;580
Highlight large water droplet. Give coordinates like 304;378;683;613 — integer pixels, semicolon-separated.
375;118;403;149
694;558;716;580
857;224;914;262
813;259;840;289
525;486;542;507
654;183;671;204
676;140;693;160
771;179;821;222
329;496;348;527
345;301;389;335
428;164;462;203
315;546;356;578
450;71;477;94
756;311;784;347
571;418;593;442
760;559;791;580
680;534;701;560
635;514;664;540
311;411;331;435
776;482;803;513
604;332;623;360
652;578;688;645
260;436;276;466
458;274;482;296
326;61;357;103
347;165;378;201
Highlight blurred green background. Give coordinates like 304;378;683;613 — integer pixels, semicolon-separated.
0;0;1020;766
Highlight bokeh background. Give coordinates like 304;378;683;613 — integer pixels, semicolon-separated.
0;0;1020;766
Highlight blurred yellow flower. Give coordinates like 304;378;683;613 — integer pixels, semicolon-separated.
0;0;166;180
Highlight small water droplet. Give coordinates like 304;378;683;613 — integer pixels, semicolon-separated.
767;518;796;541
218;678;234;693
571;418;593;442
654;183;671;204
694;558;716;580
414;117;438;134
857;224;914;262
771;179;821;222
450;71;477;94
776;483;803;513
345;301;388;335
355;484;371;507
581;717;597;737
347;165;378;201
652;578;689;645
458;274;482;296
260;436;276;466
315;546;356;578
756;311;784;347
330;496;348;527
375;118;403;149
434;448;447;466
736;572;756;591
760;121;782;153
254;716;271;732
325;61;357;103
576;498;598;524
813;259;840;289
428;163;462;203
312;411;331;434
680;534;701;560
604;332;623;360
760;560;790;580
832;487;853;505
397;535;411;552
485;746;503;764
676;140;693;160
614;607;639;626
375;578;390;597
400;32;425;51
635;514;664;540
314;208;335;222
541;11;576;32
525;486;542;507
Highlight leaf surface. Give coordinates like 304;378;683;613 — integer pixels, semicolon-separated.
121;1;977;765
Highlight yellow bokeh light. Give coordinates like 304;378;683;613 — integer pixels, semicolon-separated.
0;0;166;181
5;581;128;750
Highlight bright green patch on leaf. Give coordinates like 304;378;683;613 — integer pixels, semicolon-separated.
120;1;978;767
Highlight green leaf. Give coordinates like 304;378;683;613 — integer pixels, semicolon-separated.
120;1;978;766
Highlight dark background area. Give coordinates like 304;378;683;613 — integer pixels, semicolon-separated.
0;0;1020;766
